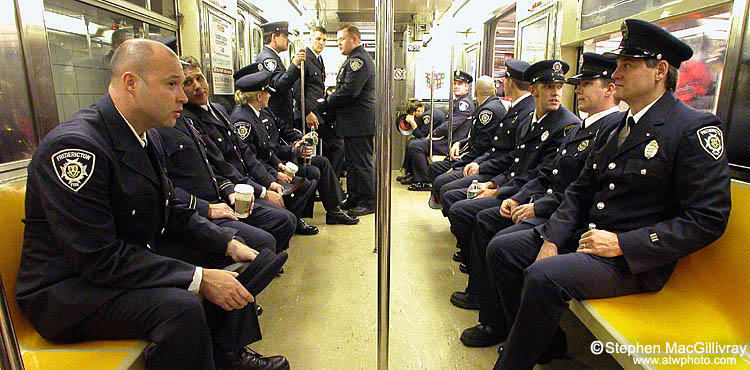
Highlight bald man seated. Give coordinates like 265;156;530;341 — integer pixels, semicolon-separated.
16;39;289;370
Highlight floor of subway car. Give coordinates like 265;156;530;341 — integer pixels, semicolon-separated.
251;171;623;370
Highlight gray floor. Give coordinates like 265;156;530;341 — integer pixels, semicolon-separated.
251;172;623;370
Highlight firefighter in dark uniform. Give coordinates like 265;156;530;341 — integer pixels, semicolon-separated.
155;55;296;255
442;60;580;271
292;26;346;177
422;76;506;192
487;20;731;370
428;60;532;208
407;71;475;190
452;53;624;350
186;66;318;237
16;40;289;370
232;69;359;226
324;25;376;216
254;21;305;127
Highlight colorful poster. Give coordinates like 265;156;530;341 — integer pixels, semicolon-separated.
208;11;234;95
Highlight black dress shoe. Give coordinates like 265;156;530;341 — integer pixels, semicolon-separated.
341;198;357;211
396;173;409;181
459;263;468;274
452;250;464;262
460;324;505;347
407;182;432;191
450;291;480;310
347;205;375;217
326;209;360;224
216;347;289;370
399;176;414;185
296;219;319;235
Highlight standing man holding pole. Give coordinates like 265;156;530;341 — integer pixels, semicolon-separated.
255;21;305;127
294;27;345;177
325;25;376;217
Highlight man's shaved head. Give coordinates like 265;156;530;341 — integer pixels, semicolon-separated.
110;39;177;81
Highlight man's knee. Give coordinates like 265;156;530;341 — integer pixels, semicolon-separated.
254;229;276;252
304;164;321;181
157;289;207;325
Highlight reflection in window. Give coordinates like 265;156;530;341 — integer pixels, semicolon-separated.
490;9;516;100
582;5;731;113
44;0;175;122
0;2;36;164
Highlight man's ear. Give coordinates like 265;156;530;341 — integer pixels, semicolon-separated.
122;71;137;95
654;60;669;82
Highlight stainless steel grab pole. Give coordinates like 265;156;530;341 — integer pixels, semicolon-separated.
0;275;25;370
429;65;435;158
374;0;393;369
448;43;455;149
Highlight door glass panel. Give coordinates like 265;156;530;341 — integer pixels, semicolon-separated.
44;0;175;122
582;5;732;113
0;0;36;165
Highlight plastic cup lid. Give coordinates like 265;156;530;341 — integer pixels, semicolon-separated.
286;162;298;171
234;184;254;194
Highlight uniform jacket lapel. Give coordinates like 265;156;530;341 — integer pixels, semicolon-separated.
612;94;670;160
99;94;161;186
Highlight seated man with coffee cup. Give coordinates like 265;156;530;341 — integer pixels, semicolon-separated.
155;115;295;255
178;56;319;237
231;66;359;226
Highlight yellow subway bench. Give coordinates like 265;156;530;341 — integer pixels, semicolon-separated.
0;181;147;370
570;181;750;369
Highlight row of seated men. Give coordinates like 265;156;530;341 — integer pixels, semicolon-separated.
401;19;732;370
13;22;376;370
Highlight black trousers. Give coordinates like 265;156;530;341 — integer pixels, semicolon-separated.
427;159;456;184
487;229;649;370
213;219;275;253
407;138;447;182
242;199;296;251
318;121;345;177
437;174;494;216
446;196;503;256
470;208;528;328
282;176;318;220
299;155;345;212
343;135;375;208
56;245;261;370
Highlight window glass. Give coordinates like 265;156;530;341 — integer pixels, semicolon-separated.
0;0;36;165
149;0;176;19
44;0;175;122
491;9;516;100
582;5;731;113
581;0;672;31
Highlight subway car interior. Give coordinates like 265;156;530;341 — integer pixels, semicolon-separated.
1;0;750;369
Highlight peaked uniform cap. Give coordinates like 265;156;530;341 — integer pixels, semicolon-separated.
567;52;618;84
524;59;570;84
603;18;693;68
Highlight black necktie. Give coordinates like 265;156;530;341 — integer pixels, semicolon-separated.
618;117;635;148
319;56;325;76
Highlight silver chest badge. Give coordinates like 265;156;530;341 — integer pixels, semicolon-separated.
577;139;589;152
644;140;659;159
541;130;549;141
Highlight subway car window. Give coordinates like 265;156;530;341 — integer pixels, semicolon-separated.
582;5;731;113
726;11;750;175
44;0;175;123
0;0;36;165
149;0;176;19
581;0;673;30
491;9;516;79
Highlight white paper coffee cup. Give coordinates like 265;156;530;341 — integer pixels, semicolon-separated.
284;161;298;178
234;184;254;218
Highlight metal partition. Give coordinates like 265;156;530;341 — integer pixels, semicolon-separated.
374;0;393;369
0;274;24;370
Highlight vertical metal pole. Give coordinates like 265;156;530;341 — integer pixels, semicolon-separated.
0;276;25;370
448;43;455;148
428;65;435;158
375;0;393;369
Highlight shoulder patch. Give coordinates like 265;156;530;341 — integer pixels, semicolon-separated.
349;57;363;71
478;110;493;125
423;114;431;124
563;124;577;136
234;122;252;141
697;125;724;160
51;149;96;192
458;100;469;112
263;58;277;71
